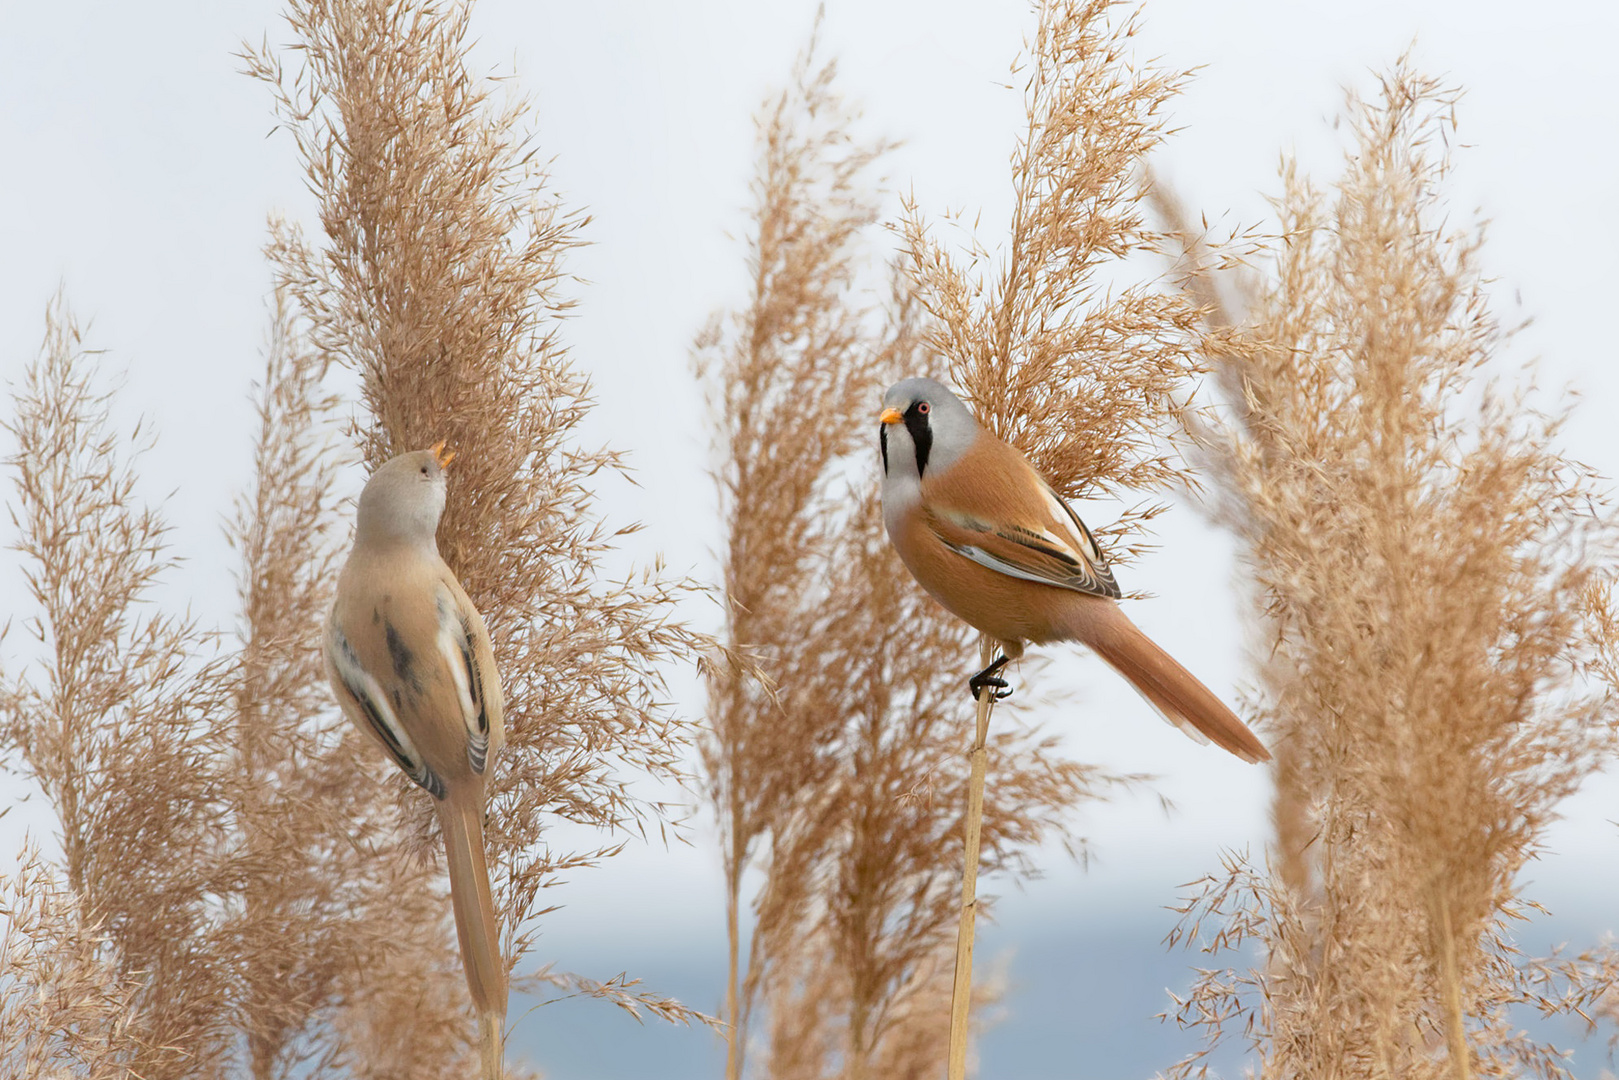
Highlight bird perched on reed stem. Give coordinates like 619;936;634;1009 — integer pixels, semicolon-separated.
878;377;1269;764
324;444;508;1077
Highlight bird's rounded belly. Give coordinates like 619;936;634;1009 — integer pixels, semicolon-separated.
926;573;1065;644
894;529;1070;648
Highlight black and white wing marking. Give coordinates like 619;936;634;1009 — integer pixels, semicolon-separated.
1038;480;1122;599
327;624;445;799
436;587;492;774
928;491;1122;601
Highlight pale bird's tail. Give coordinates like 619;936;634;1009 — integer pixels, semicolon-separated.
1068;600;1271;764
437;788;507;1080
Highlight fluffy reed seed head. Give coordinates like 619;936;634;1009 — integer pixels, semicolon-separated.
2;299;238;1079
1160;61;1619;1080
700;28;1111;1078
249;0;714;1042
898;0;1205;565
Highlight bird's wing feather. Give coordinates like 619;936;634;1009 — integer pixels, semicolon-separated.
325;622;446;798
434;578;504;773
922;438;1121;600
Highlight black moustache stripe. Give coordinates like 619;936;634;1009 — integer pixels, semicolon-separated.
905;406;932;476
879;422;889;475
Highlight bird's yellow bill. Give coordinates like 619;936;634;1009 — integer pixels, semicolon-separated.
431;440;456;468
880;407;903;425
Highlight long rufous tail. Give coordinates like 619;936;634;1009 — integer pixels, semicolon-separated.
1069;601;1270;764
437;788;506;1080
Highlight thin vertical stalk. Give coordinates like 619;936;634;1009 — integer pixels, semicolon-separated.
725;818;745;1080
946;634;998;1080
1434;896;1474;1080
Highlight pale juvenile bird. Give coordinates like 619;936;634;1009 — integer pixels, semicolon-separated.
878;377;1269;764
324;444;508;1076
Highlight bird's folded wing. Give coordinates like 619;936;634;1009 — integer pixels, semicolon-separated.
923;470;1121;600
434;579;504;773
325;625;446;798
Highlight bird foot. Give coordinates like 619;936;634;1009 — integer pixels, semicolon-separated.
967;655;1014;702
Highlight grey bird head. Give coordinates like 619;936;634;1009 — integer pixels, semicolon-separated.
878;376;980;488
355;444;454;547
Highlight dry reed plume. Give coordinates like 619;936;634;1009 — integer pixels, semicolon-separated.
226;271;411;1079
754;476;1101;1080
249;0;715;1060
699;35;1103;1080
696;36;890;1080
0;844;140;1078
0;0;714;1074
1157;62;1619;1080
896;1;1210;1071
2;301;239;1079
0;289;481;1078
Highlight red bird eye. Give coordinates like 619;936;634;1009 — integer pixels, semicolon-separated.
917;402;930;415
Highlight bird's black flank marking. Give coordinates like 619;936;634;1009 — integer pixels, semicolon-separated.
384;623;424;696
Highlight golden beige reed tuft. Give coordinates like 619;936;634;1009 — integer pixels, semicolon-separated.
699;28;1108;1080
227;268;426;1079
897;2;1211;1073
2;301;239;1080
0;288;488;1079
1157;61;1619;1080
249;0;716;1062
0;845;140;1079
694;32;891;1080
0;0;718;1075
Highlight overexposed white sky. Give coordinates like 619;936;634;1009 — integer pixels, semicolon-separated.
2;1;1617;1076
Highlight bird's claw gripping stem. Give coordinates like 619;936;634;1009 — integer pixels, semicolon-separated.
967;655;1013;702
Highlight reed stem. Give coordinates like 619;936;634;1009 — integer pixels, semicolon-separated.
946;634;998;1079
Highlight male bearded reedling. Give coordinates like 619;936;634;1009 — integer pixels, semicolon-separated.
324;445;509;1077
878;377;1270;764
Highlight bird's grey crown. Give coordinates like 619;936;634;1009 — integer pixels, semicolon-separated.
354;450;448;547
880;376;980;478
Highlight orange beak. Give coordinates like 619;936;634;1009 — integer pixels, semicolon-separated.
880;407;903;425
430;440;456;469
